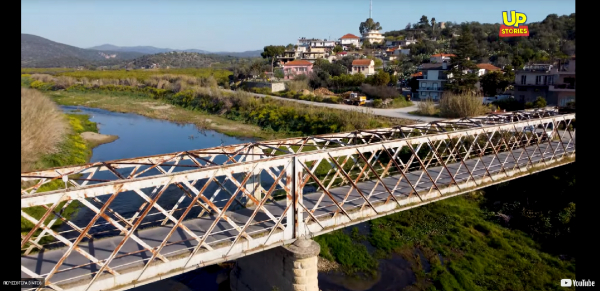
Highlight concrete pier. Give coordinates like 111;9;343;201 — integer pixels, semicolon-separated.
230;238;321;291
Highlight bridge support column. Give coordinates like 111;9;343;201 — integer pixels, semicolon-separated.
244;146;264;208
230;237;320;291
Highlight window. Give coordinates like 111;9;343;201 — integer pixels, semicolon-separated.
517;87;528;91
535;75;544;85
521;75;526;85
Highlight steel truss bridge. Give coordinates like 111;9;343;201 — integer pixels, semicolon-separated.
20;109;575;291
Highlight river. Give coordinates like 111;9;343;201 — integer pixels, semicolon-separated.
61;106;419;291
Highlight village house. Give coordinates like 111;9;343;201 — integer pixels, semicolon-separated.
301;47;326;63
282;60;313;80
474;63;502;77
351;59;375;76
416;61;450;100
362;30;385;44
430;53;456;63
339;33;361;49
513;56;575;106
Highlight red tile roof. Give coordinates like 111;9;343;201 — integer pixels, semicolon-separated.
411;72;423;77
476;63;501;71
431;53;456;57
284;60;313;66
340;33;361;39
352;59;374;66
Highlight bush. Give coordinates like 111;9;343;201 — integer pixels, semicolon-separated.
286;79;310;92
21;88;69;172
360;83;400;100
416;99;438;116
533;96;547;108
373;99;383;108
438;93;490;118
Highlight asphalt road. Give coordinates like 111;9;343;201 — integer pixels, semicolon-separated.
222;89;444;123
21;135;574;287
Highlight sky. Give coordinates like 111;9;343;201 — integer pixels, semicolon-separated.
21;0;575;52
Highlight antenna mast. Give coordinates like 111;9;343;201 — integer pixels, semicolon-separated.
369;0;372;19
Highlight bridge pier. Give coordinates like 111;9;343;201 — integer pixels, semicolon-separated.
230;238;321;291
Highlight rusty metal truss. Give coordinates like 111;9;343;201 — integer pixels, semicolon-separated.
20;109;575;291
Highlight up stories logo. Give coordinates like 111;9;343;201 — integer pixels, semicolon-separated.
500;11;529;37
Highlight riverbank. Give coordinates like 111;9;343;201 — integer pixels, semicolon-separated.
315;164;576;290
48;90;279;140
21;111;119;248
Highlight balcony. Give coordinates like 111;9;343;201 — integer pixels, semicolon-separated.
549;84;576;91
417;87;444;91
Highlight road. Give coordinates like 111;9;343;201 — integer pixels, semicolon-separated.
222;89;444;123
21;136;574;287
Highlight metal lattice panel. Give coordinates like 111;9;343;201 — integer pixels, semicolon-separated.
20;108;575;291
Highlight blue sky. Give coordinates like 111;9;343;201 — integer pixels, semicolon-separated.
21;0;575;52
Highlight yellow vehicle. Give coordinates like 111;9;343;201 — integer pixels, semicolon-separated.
345;92;367;106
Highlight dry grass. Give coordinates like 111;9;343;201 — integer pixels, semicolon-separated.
438;93;490;118
21;88;69;172
416;99;438;116
286;79;310;92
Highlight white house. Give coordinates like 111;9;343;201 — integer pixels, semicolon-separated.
362;30;385;44
351;59;375;76
339;33;361;48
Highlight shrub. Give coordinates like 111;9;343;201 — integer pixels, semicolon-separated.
286;79;310;92
416;99;438;116
21;88;69;172
360;83;400;100
438;93;490;118
373;99;383;108
533;96;547;108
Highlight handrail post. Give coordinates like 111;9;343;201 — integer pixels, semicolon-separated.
290;156;305;239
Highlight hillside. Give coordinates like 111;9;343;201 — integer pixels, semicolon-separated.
21;34;144;67
88;44;262;58
125;51;248;69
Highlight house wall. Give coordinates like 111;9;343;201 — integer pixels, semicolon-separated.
283;65;313;80
341;39;360;46
351;64;375;76
514;85;553;104
244;82;286;92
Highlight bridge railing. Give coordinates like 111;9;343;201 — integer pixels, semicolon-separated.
20;109;575;291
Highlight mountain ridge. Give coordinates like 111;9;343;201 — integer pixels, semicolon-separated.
21;34;144;67
88;44;262;58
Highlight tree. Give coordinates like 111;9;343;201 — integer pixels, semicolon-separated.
309;71;331;89
406;23;411;30
274;69;284;79
333;45;343;54
369;70;391;86
480;71;505;96
285;43;294;50
359;18;382;35
261;45;286;73
431;17;437;32
419;15;429;27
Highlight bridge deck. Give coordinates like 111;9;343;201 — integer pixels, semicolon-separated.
21;136;575;287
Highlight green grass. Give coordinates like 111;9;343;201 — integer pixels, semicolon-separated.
22;68;233;84
314;229;378;277
315;191;576;290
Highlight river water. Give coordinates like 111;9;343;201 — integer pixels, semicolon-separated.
61;106;418;291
